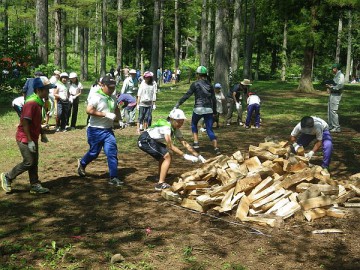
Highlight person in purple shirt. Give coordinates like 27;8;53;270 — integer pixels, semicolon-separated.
117;93;137;127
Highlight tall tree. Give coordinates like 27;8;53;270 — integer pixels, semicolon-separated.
280;19;287;82
345;9;352;83
116;0;123;68
0;0;9;49
36;0;49;64
174;0;180;72
230;0;242;73
335;14;343;64
100;0;107;76
60;8;67;70
158;0;164;71
243;0;255;79
54;0;61;67
150;0;160;79
214;0;230;93
200;0;208;66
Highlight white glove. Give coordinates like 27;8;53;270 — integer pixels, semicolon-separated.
28;141;36;153
183;154;199;163
105;112;116;120
305;150;314;160
152;104;156;110
41;134;49;143
119;121;125;128
198;155;206;163
235;102;241;110
292;142;300;152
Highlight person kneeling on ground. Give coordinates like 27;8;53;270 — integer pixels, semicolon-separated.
290;116;333;172
245;92;261;129
137;109;206;191
1;76;56;194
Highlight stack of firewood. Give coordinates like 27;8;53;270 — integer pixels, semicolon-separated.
161;139;360;227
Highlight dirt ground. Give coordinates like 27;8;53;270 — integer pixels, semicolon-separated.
1;101;360;269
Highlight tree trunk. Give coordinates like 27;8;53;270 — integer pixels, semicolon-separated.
94;2;99;75
74;10;79;54
280;18;287;82
207;0;213;66
80;27;85;80
60;9;67;70
1;0;9;49
54;0;61;67
100;0;107;77
158;0;164;70
36;0;48;64
345;9;352;83
230;0;241;73
335;14;342;64
243;0;255;79
150;0;160;79
200;0;208;66
116;0;123;68
174;0;179;72
297;45;315;92
214;0;230;94
84;27;89;80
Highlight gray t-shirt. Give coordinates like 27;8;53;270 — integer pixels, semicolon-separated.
291;116;329;141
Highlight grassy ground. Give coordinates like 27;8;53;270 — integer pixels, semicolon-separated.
0;80;359;269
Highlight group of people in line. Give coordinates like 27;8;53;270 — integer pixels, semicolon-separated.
2;63;344;194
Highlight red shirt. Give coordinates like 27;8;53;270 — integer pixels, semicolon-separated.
16;101;42;143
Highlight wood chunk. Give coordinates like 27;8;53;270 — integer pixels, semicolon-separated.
265;198;290;214
326;207;346;218
303;208;327;221
296;183;312;193
349;184;360;196
248;176;274;201
225;168;244;181
181;198;204;212
229;192;245;208
255;166;275;180
196;194;223;206
183;181;209;190
288;192;298;202
312;229;343;234
343;202;360;208
289;161;308;172
349;172;360;181
298;186;322;202
172;181;185;192
244;156;262;172
258;141;280;150
235;195;250;221
279;141;289;148
261;160;273;167
249;145;279;161
252;188;286;208
220;187;235;212
232;150;244;163
280;168;314;189
216;168;231;185
249;185;276;203
300;195;335;211
275;201;301;219
234;173;262;195
268;147;288;156
161;190;182;203
209;179;237;197
273;157;285;166
243;216;283;228
336;190;356;204
282;160;291;172
270;162;284;175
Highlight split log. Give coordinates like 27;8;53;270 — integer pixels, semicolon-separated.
244;156;262;172
326;207;346;218
181;198;204;212
275;201;301;219
312;229;343;234
161;190;182;203
300;195;335;211
252;188;287;208
234;173;262;195
209;179;237;197
343;202;360;208
220;187;235;212
196;194;223;207
249;145;279;161
349;184;360;196
248;176;274;201
243;216;283;228
336;190;356;204
280;168;314;189
235;195;250;221
183;181;209;190
232;150;244;163
265;198;290;214
303;208;327;221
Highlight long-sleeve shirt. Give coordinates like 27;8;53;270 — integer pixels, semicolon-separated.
330;70;345;92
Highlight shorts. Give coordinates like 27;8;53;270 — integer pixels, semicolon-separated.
137;131;168;161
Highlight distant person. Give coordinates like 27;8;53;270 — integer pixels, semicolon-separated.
22;71;44;99
176;68;181;82
137;109;205;191
326;64;344;133
174;66;221;155
121;69;138;124
12;96;25;117
122;66;130;78
67;72;83;129
245;92;261;129
77;76;123;186
290;116;333;172
53;72;70;132
213;83;225;128
49;70;61;84
109;66;115;77
117;93;137;128
1;77;56;194
157;67;162;86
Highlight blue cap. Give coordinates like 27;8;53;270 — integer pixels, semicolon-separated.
33;76;56;89
214;83;221;88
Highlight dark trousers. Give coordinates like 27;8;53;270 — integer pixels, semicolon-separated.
58;100;69;129
68;97;79;127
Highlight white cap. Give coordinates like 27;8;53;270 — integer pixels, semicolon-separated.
69;72;77;79
60;72;69;78
129;69;137;74
169;109;187;120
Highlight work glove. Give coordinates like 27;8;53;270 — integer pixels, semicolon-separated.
105;112;116;120
305;150;314;160
41;134;49;143
235;102;241;110
28;141;36;153
292;142;300;152
198;155;206;163
183;154;199;163
152;104;156;110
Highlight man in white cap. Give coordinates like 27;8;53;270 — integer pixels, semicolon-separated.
137;109;205;191
120;68;138;124
53;72;70;131
1;76;56;194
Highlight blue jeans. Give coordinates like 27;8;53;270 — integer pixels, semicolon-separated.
245;103;260;127
297;130;333;168
80;127;119;178
191;112;217;141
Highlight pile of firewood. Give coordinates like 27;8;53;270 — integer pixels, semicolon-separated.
161;139;360;227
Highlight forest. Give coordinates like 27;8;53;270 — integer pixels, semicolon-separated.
0;0;359;93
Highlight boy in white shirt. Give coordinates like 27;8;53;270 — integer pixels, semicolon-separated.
245;92;261;128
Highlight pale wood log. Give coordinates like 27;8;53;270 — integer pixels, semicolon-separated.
244;156;262;172
183;181;209;190
265;198;290;214
243;216;283;228
296;182;311;193
279;141;289;148
161;189;182;203
234;173;262;195
254;166;275;180
229;192;245;208
232;150;244;163
225;167;245;181
248;176;274;201
181;198;204;212
336;190;356;204
216;168;231;185
280;168;314;189
249;208;264;216
249;185;276;203
196;194;223;206
300;195;335;210
349;184;360;196
312;229;343;234
349;172;360;181
273;157;285;166
258;141;280;149
249;145;279;161
343;202;360;208
275;201;301;219
268;146;288;156
289;161;308;172
172;181;185;192
209;179;237;197
298;186;322;202
270;162;284;175
227;159;241;170
217;156;231;170
261;192;291;211
326;207;346;218
303;208;327;221
220;187;235;212
289;192;299;202
252;188;287;208
235;195;250;221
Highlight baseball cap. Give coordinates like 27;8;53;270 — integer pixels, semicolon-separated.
331;63;340;70
196;66;207;74
34;70;44;77
129;69;137;74
169;109;187;120
69;72;77;79
214;83;221;88
144;71;154;78
101;76;116;87
60;72;69;78
33;76;56;89
53;70;61;75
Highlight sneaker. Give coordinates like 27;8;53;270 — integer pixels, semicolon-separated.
154;182;171;191
30;183;49;194
109;177;124;186
192;142;200;149
330;128;341;133
56;127;61;132
199;127;207;133
245;125;250;129
214;148;221;155
239;122;244;126
255;126;260;129
77;159;86;177
1;173;12;193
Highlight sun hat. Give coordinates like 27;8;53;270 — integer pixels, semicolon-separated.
101;76;116;87
53;70;61;75
196;66;207;74
240;79;252;86
143;71;154;78
214;83;222;88
33;76;56;89
169;109;187;120
60;72;69;78
69;72;77;79
129;69;137;74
